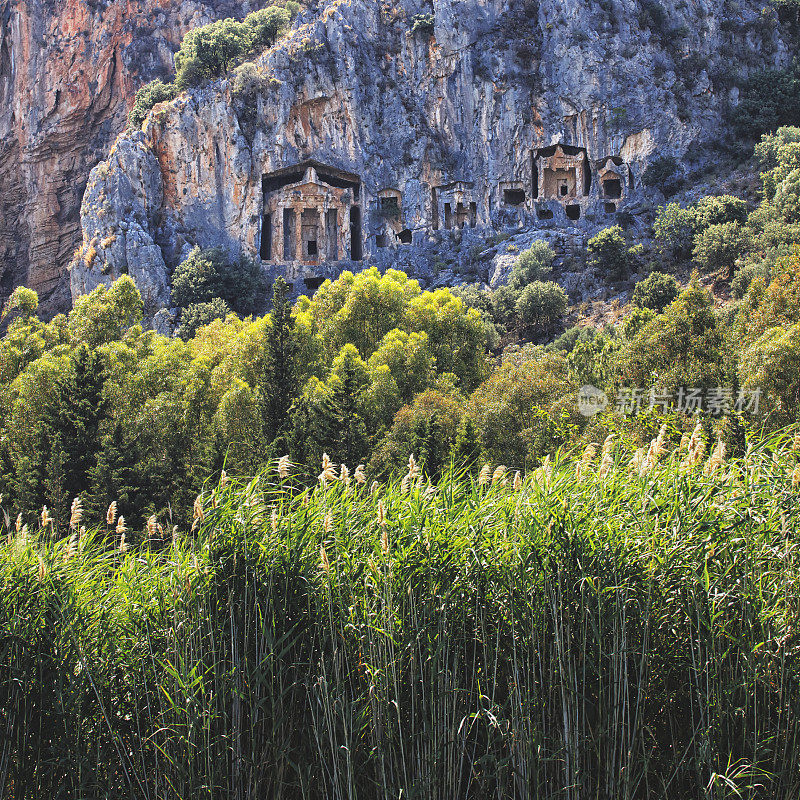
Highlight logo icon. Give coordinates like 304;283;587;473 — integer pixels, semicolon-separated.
577;384;608;417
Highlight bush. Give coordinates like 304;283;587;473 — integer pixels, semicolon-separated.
515;281;568;329
734;67;800;141
653;202;696;260
632;271;680;312
692;194;748;229
509;240;556;289
176;298;232;339
128;79;178;128
642;155;684;196
410;13;435;33
692;221;752;274
174;5;293;90
587;225;629;280
244;5;292;49
171;246;267;316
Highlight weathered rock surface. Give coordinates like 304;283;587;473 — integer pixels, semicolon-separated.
72;0;794;313
0;0;274;312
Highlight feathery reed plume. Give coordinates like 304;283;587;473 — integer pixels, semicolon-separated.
424;484;437;500
65;530;78;561
381;526;389;555
320;543;330;574
302;493;310;507
354;464;366;484
792;464;800;490
679;432;690;452
377;499;386;528
220;469;228;487
643;425;668;474
681;420;706;470
79;526;86;553
704;437;727;476
277;454;292;479
172;526;179;549
513;471;522;491
793;432;800;453
41;505;52;529
70;497;83;529
15;513;22;533
106;501;117;526
19;524;28;549
407;453;419;480
319;453;336;487
598;445;614;479
271;506;279;533
339;464;351;486
370;480;379;495
630;447;647;474
542;454;552;485
192;495;205;532
147;515;157;541
324;511;333;534
119;530;127;553
576;444;597;480
478;464;491;486
400;474;410;495
492;465;508;485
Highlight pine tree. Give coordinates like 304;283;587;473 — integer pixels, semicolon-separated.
44;344;108;503
261;277;299;441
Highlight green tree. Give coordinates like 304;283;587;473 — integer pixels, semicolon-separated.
176;299;231;340
588;225;629;280
617;274;731;392
261;278;299;442
129;79;178;128
509;240;556;289
515;281;568;329
449;415;481;471
653;202;696;259
632;272;680;312
692;221;752;275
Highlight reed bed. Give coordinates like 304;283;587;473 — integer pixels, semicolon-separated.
2;430;800;799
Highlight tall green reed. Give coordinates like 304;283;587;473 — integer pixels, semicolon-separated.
1;431;799;799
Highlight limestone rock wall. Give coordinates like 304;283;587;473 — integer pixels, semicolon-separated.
71;0;793;312
0;0;274;312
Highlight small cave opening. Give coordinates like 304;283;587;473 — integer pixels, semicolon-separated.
602;178;622;199
565;204;581;221
503;188;526;206
604;202;617;214
349;206;362;260
260;213;272;261
397;229;413;244
375;233;388;248
536;207;554;220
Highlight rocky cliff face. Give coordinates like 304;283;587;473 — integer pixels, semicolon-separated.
0;0;275;313
71;0;793;315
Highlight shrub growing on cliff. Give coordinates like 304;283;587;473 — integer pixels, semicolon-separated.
587;225;630;280
509;240;556;288
174;6;294;89
734;67;800;141
128;79;178;128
